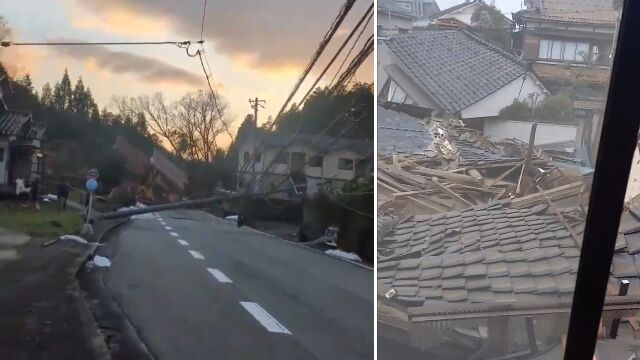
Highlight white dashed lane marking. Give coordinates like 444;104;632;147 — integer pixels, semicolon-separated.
188;250;205;260
207;268;233;283
239;302;291;335
165;226;172;230
170;232;180;237
177;239;190;246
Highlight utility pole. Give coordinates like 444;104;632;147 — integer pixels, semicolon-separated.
248;97;265;193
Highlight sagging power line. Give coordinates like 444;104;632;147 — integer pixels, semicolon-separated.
0;40;200;47
266;0;357;131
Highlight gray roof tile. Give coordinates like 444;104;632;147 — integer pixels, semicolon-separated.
385;30;528;114
512;277;536;293
491;278;513;292
487;263;509;277
442;289;468;302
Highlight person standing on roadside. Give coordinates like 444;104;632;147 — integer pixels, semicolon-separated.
57;181;70;211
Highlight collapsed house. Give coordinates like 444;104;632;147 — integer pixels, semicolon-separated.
110;136;188;204
377;105;640;359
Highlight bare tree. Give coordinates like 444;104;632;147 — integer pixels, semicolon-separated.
112;93;182;157
175;90;229;162
112;90;231;162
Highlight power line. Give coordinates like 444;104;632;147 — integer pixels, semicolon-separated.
0;40;199;47
266;0;357;131
238;0;357;175
293;3;374;112
200;0;208;41
330;35;373;93
329;8;373;88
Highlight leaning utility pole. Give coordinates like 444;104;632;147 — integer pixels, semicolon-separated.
248;97;265;193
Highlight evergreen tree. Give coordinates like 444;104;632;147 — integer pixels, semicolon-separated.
40;83;53;106
52;68;73;111
71;77;89;117
17;73;33;93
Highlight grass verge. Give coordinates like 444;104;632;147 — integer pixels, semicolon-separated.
0;201;83;237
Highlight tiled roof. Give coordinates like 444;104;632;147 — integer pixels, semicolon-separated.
378;203;584;307
574;98;604;111
533;63;610;85
378;105;433;156
385;30;529;114
377;106;517;164
515;0;618;25
0;110;43;139
113;135;150;177
151;149;188;191
429;1;476;20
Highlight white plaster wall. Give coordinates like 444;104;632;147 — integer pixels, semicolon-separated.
484;119;577;145
460;74;547;119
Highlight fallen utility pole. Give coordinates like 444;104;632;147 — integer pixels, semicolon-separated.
97;193;244;220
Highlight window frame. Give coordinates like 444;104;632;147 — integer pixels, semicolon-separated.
338;157;354;171
564;1;640;358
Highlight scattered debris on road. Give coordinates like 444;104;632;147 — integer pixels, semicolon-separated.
88;255;111;268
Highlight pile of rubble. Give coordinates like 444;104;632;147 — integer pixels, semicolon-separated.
377;105;590;218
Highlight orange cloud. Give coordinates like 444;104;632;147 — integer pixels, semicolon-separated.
63;0;172;38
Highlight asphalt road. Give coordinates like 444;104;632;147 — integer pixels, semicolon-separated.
100;209;373;360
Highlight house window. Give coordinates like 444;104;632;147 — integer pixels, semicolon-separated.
274;152;289;165
0;148;4;162
338;158;354;170
254;151;262;162
539;39;590;62
243;151;250;163
387;80;415;104
309;155;323;168
398;2;412;10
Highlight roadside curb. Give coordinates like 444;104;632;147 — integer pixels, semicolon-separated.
74;217;131;360
78;216;155;360
203;212;374;271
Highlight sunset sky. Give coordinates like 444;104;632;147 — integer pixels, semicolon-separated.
0;0;374;143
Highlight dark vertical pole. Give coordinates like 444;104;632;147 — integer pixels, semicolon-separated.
517;122;537;195
564;1;640;359
525;316;538;354
609;279;630;339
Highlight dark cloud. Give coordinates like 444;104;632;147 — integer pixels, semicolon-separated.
74;0;373;70
50;41;203;86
